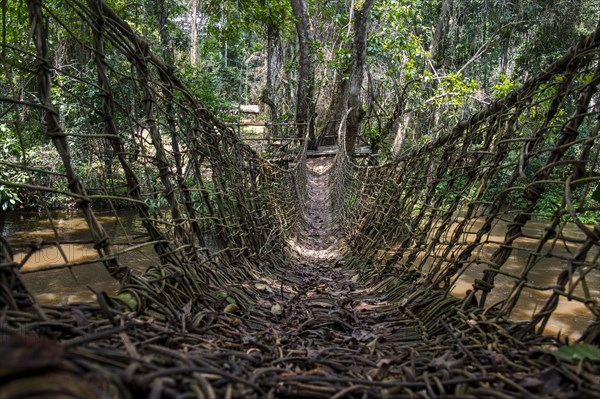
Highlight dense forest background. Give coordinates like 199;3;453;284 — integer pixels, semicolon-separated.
1;0;600;215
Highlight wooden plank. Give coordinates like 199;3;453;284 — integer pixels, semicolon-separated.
269;146;374;163
306;145;372;158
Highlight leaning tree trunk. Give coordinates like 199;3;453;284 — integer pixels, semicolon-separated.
344;0;374;155
290;0;317;149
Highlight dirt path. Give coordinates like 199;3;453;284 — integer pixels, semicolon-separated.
288;157;341;268
237;156;421;396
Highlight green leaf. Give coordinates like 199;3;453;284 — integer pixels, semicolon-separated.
118;292;138;310
553;344;600;362
225;296;237;305
213;290;228;300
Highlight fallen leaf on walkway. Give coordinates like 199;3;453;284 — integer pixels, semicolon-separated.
353;302;378;312
367;358;393;379
182;300;192;317
225;296;236;305
254;283;273;293
307;299;334;308
520;377;544;388
352;329;374;342
553;343;600;362
304;367;331;376
223;303;239;313
256;298;272;308
366;337;378;354
428;352;464;370
271;303;283;316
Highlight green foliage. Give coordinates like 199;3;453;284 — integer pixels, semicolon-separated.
432;72;480;107
181;62;232;111
144;194;168;217
491;75;522;98
0;121;73;210
328;47;353;74
371;0;430;80
0;124;25;211
118;291;139;310
554;343;600;363
0;174;25;212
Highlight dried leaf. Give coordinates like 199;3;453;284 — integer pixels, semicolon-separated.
520;377;544;388
352;329;374;342
182;300;192;317
223;303;239;314
429;351;465;370
367;358;393;379
366;337;378;354
271;303;283;316
255;283;273;293
354;302;377;312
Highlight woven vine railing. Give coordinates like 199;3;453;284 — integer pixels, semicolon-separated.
1;1;600;398
0;0;306;316
333;21;600;341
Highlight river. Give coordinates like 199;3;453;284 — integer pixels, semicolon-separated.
1;210;598;339
445;217;600;339
0;209;158;305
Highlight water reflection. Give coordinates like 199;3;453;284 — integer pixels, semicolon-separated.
0;209;158;305
444;218;599;339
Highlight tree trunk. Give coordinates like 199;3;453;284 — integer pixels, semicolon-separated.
28;0;126;279
153;0;206;252
190;0;198;65
290;0;317;149
1;0;6;60
345;0;374;155
322;68;350;144
154;0;173;65
391;112;412;156
430;0;452;68
261;24;279;138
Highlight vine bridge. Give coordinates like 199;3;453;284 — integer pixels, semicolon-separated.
1;2;600;398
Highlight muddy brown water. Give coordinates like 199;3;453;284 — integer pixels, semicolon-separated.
439;218;599;339
1;210;598;339
1;209;158;304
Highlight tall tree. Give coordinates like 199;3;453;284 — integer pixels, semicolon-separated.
190;0;198;65
290;0;317;149
261;23;280;137
322;0;374;155
430;0;452;69
154;0;174;65
345;0;374;155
